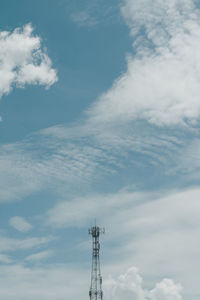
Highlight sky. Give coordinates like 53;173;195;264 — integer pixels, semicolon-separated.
0;0;200;299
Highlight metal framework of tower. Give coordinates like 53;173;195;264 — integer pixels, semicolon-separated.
88;225;105;300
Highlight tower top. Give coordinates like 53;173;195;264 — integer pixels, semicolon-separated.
88;226;105;238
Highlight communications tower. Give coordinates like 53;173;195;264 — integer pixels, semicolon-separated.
88;225;105;300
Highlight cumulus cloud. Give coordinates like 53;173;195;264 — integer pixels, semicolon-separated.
104;267;182;300
149;279;182;300
0;23;57;100
9;216;32;232
87;0;200;126
104;267;145;300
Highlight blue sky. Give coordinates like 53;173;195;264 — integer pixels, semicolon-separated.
0;0;200;299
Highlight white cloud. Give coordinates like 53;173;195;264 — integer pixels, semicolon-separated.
171;138;200;178
25;250;54;262
69;0;118;27
0;108;186;204
0;234;54;252
104;267;146;300
0;261;182;300
0;254;13;264
149;279;182;300
0;264;89;300
104;268;182;300
87;0;200;127
0;23;57;100
71;11;97;27
9;216;32;232
121;0;195;42
0;126;129;203
45;187;200;298
45;190;140;228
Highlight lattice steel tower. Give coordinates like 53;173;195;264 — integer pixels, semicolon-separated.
89;225;105;300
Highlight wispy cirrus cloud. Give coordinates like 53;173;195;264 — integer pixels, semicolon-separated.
25;250;54;262
0;234;54;253
69;0;120;27
0;120;184;203
71;11;98;27
0;131;122;202
9;216;32;233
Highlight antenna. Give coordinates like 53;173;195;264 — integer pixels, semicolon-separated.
88;225;105;300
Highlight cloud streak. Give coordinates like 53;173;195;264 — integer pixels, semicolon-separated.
25;250;54;262
9;216;32;233
0;234;54;253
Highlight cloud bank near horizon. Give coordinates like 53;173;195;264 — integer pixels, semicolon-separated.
105;267;182;300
